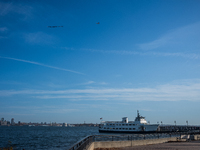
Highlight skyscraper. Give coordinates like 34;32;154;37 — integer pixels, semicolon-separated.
11;118;15;125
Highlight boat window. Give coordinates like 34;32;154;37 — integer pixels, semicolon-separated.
116;128;118;129
126;128;128;130
126;124;128;126
133;124;135;126
129;124;131;126
113;124;115;126
116;124;118;126
113;128;115;129
133;128;135;130
129;128;131;130
119;124;121;126
122;128;125;130
107;128;109;129
119;128;121;129
122;124;125;126
104;127;106;129
110;124;112;126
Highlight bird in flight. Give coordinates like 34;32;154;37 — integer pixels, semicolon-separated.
96;22;100;24
48;26;63;28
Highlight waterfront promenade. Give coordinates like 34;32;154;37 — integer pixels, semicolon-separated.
119;140;200;150
69;130;200;150
94;141;200;150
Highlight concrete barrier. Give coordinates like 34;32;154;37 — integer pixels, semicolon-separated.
85;134;200;150
190;134;200;140
86;142;94;150
88;137;177;150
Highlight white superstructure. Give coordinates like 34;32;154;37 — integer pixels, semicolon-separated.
99;111;159;133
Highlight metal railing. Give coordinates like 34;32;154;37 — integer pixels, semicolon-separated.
68;130;200;150
68;135;94;150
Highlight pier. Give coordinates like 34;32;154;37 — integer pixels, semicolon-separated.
69;129;200;150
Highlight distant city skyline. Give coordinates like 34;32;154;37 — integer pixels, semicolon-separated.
0;0;200;124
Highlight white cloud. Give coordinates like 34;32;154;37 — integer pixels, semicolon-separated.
3;105;80;114
1;79;200;102
64;47;200;59
0;27;8;32
138;22;200;51
24;32;56;45
85;81;95;84
0;2;33;17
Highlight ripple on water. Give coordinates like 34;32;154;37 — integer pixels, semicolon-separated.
0;126;100;149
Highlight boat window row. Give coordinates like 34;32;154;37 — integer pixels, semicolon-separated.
104;127;136;130
107;124;136;126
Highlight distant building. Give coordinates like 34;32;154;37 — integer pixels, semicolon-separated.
0;118;7;126
7;121;10;125
62;123;67;127
11;118;15;125
0;118;4;125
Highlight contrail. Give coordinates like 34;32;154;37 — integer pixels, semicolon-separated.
0;56;85;75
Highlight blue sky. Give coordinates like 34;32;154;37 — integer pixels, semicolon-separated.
1;0;200;125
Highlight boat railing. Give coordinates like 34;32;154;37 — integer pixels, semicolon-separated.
103;121;122;123
68;130;200;150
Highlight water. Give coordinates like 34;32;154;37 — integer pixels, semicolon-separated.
0;126;100;150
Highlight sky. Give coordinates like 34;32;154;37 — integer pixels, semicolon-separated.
0;0;200;125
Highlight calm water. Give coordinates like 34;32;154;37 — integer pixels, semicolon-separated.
0;126;101;150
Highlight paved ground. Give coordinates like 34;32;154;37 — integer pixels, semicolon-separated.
94;141;200;150
120;141;200;150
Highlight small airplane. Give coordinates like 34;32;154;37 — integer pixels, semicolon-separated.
48;26;63;28
96;22;100;24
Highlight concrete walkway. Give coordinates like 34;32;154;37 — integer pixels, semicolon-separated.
119;141;200;150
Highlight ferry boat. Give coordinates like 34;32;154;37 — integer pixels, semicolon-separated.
99;111;159;133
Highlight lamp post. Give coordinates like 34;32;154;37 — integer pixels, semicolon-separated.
186;120;188;131
174;121;176;126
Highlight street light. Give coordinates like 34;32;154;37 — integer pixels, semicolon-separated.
174;121;176;126
186;120;188;126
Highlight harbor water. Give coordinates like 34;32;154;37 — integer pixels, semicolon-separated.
0;126;100;150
